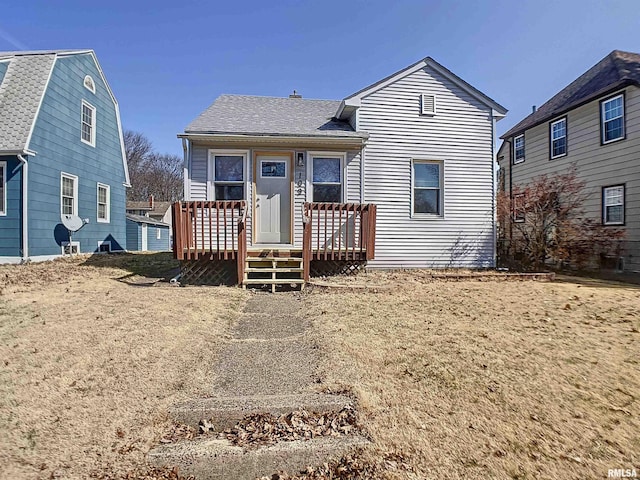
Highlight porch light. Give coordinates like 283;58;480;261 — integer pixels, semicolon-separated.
296;152;304;167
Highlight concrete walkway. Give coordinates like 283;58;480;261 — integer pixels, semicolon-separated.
148;292;367;480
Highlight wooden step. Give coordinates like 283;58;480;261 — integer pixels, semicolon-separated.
246;257;302;263
245;267;303;273
243;279;305;285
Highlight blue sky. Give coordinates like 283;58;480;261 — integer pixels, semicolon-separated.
1;0;638;156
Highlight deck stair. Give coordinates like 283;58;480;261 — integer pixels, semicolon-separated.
243;250;305;292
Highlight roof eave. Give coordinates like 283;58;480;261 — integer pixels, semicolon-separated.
178;132;368;145
500;79;638;139
0;148;37;156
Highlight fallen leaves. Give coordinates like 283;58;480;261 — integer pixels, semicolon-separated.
260;448;415;479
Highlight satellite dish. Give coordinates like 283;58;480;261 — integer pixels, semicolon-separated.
61;215;85;232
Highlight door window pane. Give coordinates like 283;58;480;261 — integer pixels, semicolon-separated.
261;161;286;177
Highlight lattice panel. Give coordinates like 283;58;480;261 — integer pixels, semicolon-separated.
310;260;366;278
180;259;237;285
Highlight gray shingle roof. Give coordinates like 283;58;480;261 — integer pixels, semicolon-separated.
0;53;55;152
126;213;170;227
185;94;365;138
126;201;172;216
502;50;640;139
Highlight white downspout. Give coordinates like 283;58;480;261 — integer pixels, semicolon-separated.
182;138;190;200
491;114;497;268
17;154;28;261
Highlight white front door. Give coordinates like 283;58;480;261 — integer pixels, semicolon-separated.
141;223;148;251
255;154;291;244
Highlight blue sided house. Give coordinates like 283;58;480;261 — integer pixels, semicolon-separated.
126;214;171;252
0;50;130;262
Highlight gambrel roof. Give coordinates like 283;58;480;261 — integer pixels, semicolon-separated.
184;94;365;139
0;49;130;186
502;50;640;139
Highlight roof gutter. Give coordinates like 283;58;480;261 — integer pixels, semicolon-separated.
177;132;368;146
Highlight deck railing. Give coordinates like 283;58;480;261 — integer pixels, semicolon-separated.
172;201;247;265
302;202;377;281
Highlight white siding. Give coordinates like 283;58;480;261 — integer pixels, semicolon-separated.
346;151;361;202
189;146;208;200
359;65;496;268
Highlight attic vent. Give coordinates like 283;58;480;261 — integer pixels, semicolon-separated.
421;94;436;115
83;75;96;93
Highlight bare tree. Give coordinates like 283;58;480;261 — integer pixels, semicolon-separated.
497;165;624;270
124;130;183;201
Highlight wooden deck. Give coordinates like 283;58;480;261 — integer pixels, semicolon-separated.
172;201;376;286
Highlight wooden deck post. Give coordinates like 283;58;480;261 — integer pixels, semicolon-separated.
172;202;183;260
366;204;377;260
302;203;312;282
237;205;247;285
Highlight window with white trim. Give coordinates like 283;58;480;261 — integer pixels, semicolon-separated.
603;185;624;225
212;153;245;200
513;193;525;223
0;161;6;215
601;94;624;144
83;75;96;93
412;160;443;216
550;118;567;158
98;241;111;253
156;228;162;240
81;100;96;146
97;183;110;223
61;173;78;216
310;154;344;203
514;135;525;164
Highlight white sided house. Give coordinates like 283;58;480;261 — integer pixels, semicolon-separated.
176;56;507;287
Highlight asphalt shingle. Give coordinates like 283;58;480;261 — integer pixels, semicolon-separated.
502;50;640;139
0;53;55;152
185;94;365;138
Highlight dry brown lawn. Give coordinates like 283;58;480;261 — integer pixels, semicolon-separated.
307;272;640;479
0;253;246;479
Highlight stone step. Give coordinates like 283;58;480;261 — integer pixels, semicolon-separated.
168;393;353;430
147;435;369;480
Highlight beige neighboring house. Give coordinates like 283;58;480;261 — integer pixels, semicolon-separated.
126;196;172;237
498;50;640;273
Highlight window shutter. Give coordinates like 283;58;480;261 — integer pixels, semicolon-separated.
421;94;436;115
